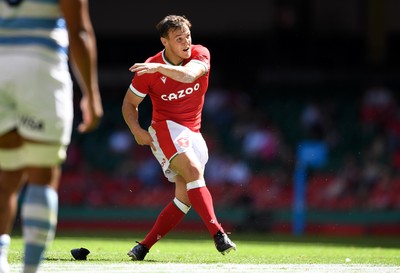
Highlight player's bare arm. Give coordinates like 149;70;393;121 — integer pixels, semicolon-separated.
122;90;156;150
61;0;103;133
129;60;206;83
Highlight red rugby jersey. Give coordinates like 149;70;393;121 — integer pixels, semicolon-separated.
130;44;210;132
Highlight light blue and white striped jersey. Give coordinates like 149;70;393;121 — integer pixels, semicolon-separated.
0;0;68;62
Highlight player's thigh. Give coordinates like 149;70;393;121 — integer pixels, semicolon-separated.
169;151;203;182
0;169;26;194
0;130;25;170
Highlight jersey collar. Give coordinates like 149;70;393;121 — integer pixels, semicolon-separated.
162;49;184;66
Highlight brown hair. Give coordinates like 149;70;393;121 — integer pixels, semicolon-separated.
156;15;192;38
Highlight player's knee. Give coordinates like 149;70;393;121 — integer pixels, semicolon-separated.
185;165;203;181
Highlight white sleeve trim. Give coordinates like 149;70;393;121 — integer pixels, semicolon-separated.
190;59;208;75
129;84;147;98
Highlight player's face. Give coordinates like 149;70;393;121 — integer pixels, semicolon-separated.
163;25;192;65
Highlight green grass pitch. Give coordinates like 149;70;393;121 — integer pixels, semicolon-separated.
7;231;400;272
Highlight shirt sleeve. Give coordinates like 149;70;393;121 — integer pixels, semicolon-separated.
129;83;147;98
130;74;149;98
190;45;211;73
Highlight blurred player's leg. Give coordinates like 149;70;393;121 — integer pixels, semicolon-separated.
21;184;58;273
0;132;27;273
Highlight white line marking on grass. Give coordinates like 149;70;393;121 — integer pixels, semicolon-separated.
10;263;400;273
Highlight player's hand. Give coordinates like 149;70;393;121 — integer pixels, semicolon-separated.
133;128;156;151
129;63;160;76
78;95;103;133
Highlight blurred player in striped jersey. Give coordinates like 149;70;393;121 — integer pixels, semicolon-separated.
0;1;103;272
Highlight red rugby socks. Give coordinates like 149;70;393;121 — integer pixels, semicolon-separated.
187;181;224;236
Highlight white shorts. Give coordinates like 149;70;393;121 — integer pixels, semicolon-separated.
0;53;73;145
149;120;209;182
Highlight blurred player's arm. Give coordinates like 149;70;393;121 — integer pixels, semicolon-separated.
61;0;103;133
129;60;206;83
122;90;156;150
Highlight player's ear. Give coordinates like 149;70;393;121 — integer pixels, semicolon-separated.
160;37;167;47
